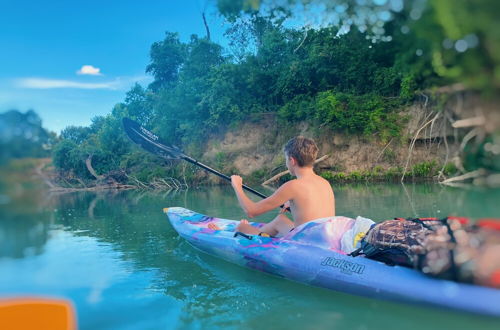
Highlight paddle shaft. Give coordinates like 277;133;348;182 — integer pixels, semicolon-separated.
182;155;268;199
122;117;287;209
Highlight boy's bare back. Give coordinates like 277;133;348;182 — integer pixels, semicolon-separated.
286;173;335;226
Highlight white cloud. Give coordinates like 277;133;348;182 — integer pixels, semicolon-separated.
14;75;151;90
16;78;118;90
77;65;103;76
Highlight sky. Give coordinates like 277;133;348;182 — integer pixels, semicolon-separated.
0;0;227;133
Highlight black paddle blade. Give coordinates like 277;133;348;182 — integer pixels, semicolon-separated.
122;117;184;160
122;119;273;202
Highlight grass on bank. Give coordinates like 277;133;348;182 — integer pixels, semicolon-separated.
318;161;457;183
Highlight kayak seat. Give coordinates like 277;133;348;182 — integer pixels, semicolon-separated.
280;216;357;254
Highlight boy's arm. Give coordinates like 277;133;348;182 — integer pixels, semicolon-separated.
231;175;295;218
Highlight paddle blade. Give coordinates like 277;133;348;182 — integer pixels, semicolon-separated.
122;117;184;160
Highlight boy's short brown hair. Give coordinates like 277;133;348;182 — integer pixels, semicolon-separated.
283;136;318;167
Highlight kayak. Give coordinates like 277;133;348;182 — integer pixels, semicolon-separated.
164;207;500;316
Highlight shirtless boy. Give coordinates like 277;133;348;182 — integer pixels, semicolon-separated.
209;136;335;237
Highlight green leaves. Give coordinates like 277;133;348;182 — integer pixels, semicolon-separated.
146;32;186;91
279;91;403;140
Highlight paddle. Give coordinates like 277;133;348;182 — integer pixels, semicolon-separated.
122;117;271;201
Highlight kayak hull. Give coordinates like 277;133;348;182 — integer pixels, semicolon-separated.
165;207;500;316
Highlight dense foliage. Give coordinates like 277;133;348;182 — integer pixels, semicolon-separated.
52;0;496;183
218;0;500;91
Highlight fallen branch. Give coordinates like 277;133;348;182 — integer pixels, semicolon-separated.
401;111;441;182
127;175;149;189
158;178;172;189
261;154;329;186
374;138;393;164
440;169;486;185
76;178;87;188
49;183;136;193
86;155;104;180
452;116;486;128
125;173;187;191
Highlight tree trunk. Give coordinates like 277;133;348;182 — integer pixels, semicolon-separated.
202;12;211;40
86;155;104;180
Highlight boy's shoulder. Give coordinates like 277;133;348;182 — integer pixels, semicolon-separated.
281;175;324;188
278;178;300;192
296;174;332;189
281;178;298;187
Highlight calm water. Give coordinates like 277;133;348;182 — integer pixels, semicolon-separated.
1;182;499;329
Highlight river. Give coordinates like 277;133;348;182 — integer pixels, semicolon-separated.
0;183;499;329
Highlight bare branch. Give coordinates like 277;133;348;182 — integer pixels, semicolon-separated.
441;169;486;185
401;111;441;182
261;155;329;186
452;116;486;128
294;29;308;53
202;12;210;40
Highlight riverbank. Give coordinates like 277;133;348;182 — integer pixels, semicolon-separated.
0;156;453;196
9;85;500;191
195;89;498;187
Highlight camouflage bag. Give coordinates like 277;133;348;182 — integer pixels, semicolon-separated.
350;217;500;288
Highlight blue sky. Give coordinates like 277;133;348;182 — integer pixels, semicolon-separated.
0;0;227;132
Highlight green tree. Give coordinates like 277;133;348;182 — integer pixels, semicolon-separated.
60;126;91;145
146;32;186;91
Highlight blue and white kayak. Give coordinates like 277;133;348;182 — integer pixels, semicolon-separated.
164;207;500;316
